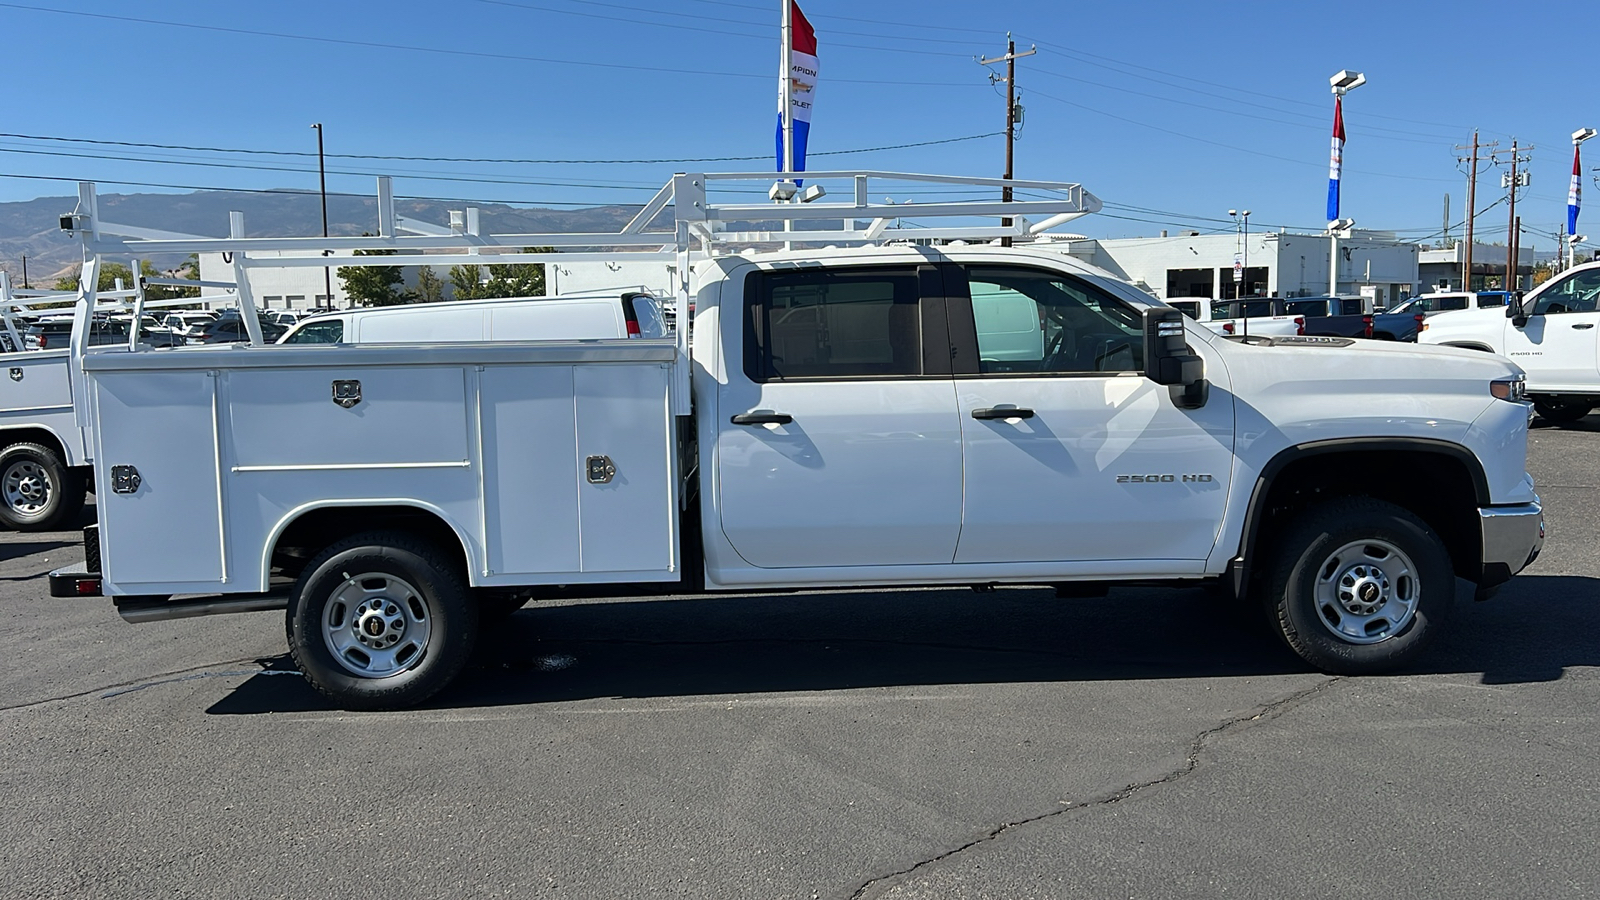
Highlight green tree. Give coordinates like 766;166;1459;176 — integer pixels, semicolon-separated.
50;260;199;301
337;241;412;307
414;266;445;303
449;248;552;300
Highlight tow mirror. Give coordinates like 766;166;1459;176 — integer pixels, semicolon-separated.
1144;307;1207;408
1506;290;1528;327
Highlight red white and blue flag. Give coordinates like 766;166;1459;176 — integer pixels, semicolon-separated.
776;0;818;175
1570;144;1583;236
1327;96;1345;223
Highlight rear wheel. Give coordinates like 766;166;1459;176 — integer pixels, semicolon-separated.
1264;497;1454;675
1533;399;1593;423
287;532;476;710
0;442;85;531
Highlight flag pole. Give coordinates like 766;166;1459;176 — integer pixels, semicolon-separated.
780;0;794;180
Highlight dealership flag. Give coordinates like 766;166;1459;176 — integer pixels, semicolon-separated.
1327;96;1345;222
1571;144;1583;236
776;0;818;176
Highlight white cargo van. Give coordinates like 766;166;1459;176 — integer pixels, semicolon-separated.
277;292;668;345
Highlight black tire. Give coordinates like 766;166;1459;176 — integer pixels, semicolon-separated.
1533;399;1593;423
1263;497;1454;675
287;531;477;710
0;442;86;532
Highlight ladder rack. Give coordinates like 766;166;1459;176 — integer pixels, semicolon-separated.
59;170;1101;413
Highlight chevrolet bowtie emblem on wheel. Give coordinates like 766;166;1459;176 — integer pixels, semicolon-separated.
331;380;362;408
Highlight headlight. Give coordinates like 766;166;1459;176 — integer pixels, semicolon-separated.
1490;375;1526;402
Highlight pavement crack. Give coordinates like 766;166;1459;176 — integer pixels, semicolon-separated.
846;676;1344;900
0;657;281;712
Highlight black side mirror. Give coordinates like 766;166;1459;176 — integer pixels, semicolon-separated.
1506;291;1528;327
1144;308;1207;408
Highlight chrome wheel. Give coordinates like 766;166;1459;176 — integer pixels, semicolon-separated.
2;459;51;519
320;572;433;678
1313;539;1420;645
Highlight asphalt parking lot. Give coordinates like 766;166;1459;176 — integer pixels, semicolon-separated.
2;420;1597;900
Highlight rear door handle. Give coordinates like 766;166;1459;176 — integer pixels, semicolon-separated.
731;412;793;426
971;407;1035;420
1572;323;1595;329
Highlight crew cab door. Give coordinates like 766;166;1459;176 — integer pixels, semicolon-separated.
1503;267;1600;387
946;264;1234;564
714;264;963;568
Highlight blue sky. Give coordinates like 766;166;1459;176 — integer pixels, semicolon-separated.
0;0;1593;250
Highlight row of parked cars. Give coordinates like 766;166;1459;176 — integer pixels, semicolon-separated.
19;307;331;350
1167;290;1512;341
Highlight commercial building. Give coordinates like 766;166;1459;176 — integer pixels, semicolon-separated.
1054;230;1420;306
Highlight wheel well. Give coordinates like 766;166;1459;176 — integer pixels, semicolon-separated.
1442;341;1496;353
269;505;469;580
0;427;69;463
1248;448;1482;582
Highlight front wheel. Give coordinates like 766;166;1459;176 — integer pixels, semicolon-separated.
1533;399;1593;423
1264;497;1454;675
287;532;477;710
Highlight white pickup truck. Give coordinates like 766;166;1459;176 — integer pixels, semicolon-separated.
1204;298;1304;338
50;172;1544;710
1420;261;1600;422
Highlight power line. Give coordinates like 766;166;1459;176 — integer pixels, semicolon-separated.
0;130;1002;166
0;2;980;87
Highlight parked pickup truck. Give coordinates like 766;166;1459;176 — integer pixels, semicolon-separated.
1420;260;1600;422
1284;296;1427;342
51;172;1544;710
1205;298;1304;337
1391;291;1511;317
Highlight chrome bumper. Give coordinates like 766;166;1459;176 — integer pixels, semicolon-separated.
1479;499;1544;587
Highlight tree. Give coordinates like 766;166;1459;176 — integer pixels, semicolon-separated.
449;247;552;300
50;260;199;301
337;241;412;307
414;266;445;303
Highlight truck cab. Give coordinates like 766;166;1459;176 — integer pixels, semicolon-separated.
1420;261;1600;420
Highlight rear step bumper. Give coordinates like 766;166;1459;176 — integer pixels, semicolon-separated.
49;562;100;597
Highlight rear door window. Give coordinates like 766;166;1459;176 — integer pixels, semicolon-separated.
744;266;929;380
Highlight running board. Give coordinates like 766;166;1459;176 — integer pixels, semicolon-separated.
113;592;290;623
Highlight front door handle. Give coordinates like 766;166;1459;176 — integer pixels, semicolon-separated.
971;407;1035;420
731;412;793;426
1572;323;1595;330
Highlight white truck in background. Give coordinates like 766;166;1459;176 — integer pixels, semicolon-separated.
1204;298;1304;338
51;172;1543;710
0;273;207;530
1420;261;1600;422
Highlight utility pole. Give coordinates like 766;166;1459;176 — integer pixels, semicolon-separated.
19;255;26;290
1454;131;1496;291
312;123;331;308
1493;140;1532;290
979;35;1035;247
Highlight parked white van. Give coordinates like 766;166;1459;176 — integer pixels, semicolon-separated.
277;292;668;345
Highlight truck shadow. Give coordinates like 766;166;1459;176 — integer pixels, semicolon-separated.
207;573;1600;714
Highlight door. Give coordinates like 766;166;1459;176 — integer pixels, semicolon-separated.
1502;268;1600;388
948;264;1235;564
715;264;963;568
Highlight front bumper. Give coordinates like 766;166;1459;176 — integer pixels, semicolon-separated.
1479;498;1544;587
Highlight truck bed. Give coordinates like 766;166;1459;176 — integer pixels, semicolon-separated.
83;340;682;596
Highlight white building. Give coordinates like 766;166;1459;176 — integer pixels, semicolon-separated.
1056;230;1420;306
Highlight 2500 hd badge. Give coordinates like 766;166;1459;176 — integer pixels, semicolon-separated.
1116;474;1215;483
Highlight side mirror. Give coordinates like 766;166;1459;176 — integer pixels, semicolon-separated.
1506;292;1528;327
1144;307;1207;408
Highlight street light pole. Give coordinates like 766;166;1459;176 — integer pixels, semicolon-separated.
312;123;331;308
20;255;26;290
1328;70;1365;296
